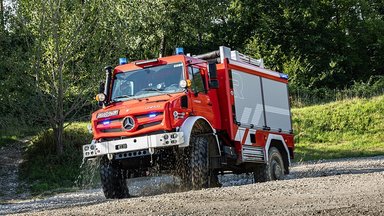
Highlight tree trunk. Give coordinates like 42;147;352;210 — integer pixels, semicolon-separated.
159;34;166;57
53;0;64;155
54;123;64;155
198;32;202;53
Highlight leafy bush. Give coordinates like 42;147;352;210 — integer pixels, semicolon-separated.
290;75;384;107
20;122;93;194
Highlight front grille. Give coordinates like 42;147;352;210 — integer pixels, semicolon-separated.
137;121;162;130
101;128;124;133
136;112;163;119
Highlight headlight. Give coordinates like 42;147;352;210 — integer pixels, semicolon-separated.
87;124;93;134
95;93;106;102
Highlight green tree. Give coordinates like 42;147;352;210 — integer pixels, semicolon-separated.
230;0;384;89
18;0;108;154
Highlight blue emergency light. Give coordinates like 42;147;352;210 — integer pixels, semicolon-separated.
119;57;127;65
102;120;111;125
148;113;157;118
176;47;184;55
279;73;289;80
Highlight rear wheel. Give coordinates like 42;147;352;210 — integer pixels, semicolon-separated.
254;147;284;182
100;157;130;199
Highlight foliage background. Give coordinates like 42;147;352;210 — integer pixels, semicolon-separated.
1;0;383;194
1;0;383;135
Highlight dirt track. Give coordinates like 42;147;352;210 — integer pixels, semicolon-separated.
1;156;384;215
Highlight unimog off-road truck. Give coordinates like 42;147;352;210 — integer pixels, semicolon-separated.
83;46;295;199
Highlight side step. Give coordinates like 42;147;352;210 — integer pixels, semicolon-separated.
242;145;265;162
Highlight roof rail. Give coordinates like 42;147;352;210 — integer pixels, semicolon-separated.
219;46;264;68
230;50;264;68
194;46;264;68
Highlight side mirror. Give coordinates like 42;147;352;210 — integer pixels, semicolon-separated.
208;62;217;78
208;62;219;89
209;80;219;89
98;81;105;94
104;66;113;104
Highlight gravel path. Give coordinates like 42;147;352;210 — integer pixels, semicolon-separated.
1;155;383;215
0;138;30;201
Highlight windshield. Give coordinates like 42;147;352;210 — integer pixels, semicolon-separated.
111;62;184;102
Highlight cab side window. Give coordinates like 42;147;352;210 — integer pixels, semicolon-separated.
188;66;206;93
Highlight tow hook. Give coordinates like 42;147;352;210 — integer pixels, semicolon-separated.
107;153;113;160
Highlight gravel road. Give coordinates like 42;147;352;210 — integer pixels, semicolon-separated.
1;156;383;216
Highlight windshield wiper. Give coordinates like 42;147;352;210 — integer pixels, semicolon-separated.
112;95;134;101
139;88;172;97
142;88;163;92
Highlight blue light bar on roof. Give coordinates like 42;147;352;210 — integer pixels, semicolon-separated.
119;57;127;65
176;47;184;55
279;73;289;80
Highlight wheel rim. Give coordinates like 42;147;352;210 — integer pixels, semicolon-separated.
271;159;283;180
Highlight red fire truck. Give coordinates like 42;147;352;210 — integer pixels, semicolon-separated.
83;46;294;199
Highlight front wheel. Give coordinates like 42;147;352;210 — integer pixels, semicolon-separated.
177;132;219;190
190;133;210;189
254;147;285;182
100;157;130;199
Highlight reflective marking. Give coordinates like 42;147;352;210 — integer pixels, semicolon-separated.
240;107;252;124
235;128;244;141
251;104;263;125
241;129;249;145
235;127;256;145
232;72;245;99
265;105;290;116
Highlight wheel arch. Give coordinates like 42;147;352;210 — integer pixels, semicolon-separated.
265;134;291;174
179;116;220;156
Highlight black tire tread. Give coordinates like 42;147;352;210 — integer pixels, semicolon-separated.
254;147;284;182
254;164;268;182
190;135;209;189
100;157;129;199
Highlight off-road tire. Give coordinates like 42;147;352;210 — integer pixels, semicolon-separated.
176;132;212;190
100;157;129;199
190;134;209;189
254;147;285;182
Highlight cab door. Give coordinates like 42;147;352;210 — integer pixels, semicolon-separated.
188;65;215;124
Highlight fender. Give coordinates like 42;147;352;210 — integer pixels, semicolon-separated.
178;116;220;154
265;134;291;165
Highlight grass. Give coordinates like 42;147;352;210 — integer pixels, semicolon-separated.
0;126;38;147
13;94;384;195
0;135;18;147
292;95;384;161
19;122;93;195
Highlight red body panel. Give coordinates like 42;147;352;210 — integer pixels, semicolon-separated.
91;52;294;159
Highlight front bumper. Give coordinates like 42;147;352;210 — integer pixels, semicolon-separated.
83;132;184;159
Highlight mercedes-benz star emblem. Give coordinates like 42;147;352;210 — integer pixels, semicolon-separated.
122;116;135;131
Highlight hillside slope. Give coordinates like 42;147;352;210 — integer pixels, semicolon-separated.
292;95;384;161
